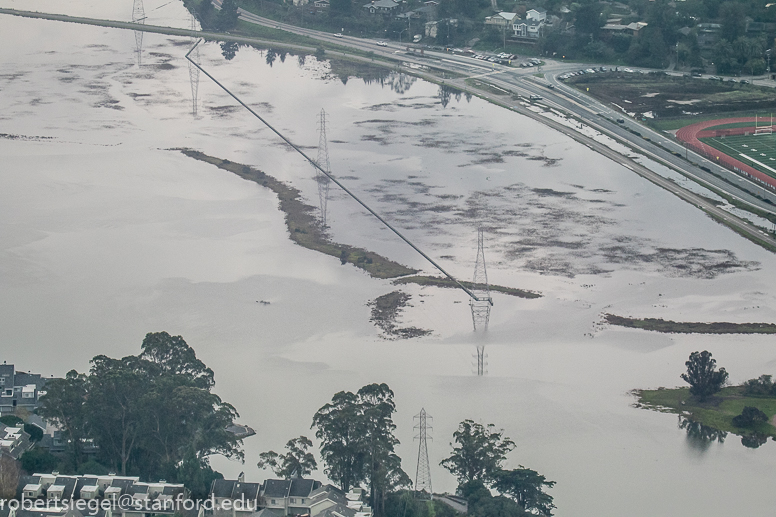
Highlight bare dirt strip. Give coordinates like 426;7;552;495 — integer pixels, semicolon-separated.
676;117;776;189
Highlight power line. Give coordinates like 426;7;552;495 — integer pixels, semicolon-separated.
184;39;491;304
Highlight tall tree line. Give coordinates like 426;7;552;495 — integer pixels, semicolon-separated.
37;332;242;498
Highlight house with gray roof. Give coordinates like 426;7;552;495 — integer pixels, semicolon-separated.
362;0;400;14
210;478;263;517
306;486;371;517
0;362;55;416
210;478;322;517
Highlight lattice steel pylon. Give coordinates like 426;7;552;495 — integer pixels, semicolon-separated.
413;408;433;498
132;0;145;66
471;226;491;376
315;109;332;227
188;13;200;116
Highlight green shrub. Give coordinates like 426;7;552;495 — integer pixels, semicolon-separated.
732;406;768;428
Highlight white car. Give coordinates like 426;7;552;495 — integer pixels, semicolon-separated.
376;41;387;47
334;33;343;38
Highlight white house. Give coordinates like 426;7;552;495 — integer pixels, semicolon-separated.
513;19;544;38
525;8;546;21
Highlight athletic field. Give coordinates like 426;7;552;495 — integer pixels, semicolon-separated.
700;132;776;180
675;116;776;188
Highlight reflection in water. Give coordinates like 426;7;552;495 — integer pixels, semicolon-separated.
678;415;726;453
132;0;144;66
741;433;769;449
188;15;200;116
266;48;277;67
221;41;239;61
439;84;469;108
362;72;417;95
471;227;491;376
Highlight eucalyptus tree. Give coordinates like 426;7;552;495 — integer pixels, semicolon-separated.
312;383;410;516
258;436;318;478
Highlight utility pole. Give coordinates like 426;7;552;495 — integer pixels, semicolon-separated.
413;408;433;499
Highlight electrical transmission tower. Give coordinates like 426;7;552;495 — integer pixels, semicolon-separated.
188;13;200;116
315;109;332;227
413;408;433;498
471;227;491;376
132;0;145;66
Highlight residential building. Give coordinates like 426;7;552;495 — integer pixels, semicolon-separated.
525;8;546;21
484;12;518;27
209;478;363;517
211;478;262;517
601;21;648;36
0;423;32;459
362;0;400;14
0;362;54;416
16;473;185;515
513;19;544;38
697;23;721;48
307;485;372;517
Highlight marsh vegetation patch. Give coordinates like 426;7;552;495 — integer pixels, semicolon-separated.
367;291;432;339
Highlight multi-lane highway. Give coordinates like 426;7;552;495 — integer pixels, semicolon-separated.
222;5;776;215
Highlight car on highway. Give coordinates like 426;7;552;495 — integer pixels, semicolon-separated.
529;94;542;100
334;33;343;38
617;118;625;123
375;41;387;46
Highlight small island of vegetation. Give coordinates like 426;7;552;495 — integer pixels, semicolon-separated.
605;313;776;334
635;350;776;448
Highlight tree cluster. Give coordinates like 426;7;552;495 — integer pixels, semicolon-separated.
312;384;410;517
440;420;555;517
742;374;776;397
34;332;242;499
681;350;728;401
258;436;317;478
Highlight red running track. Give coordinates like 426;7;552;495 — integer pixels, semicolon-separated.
675;116;776;189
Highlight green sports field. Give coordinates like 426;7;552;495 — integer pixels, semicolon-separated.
700;132;776;179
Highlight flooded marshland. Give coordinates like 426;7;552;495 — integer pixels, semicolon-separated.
2;2;776;515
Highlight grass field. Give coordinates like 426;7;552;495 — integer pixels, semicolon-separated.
700;131;776;179
635;386;776;440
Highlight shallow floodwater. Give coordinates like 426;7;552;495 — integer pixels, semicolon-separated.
2;3;776;516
